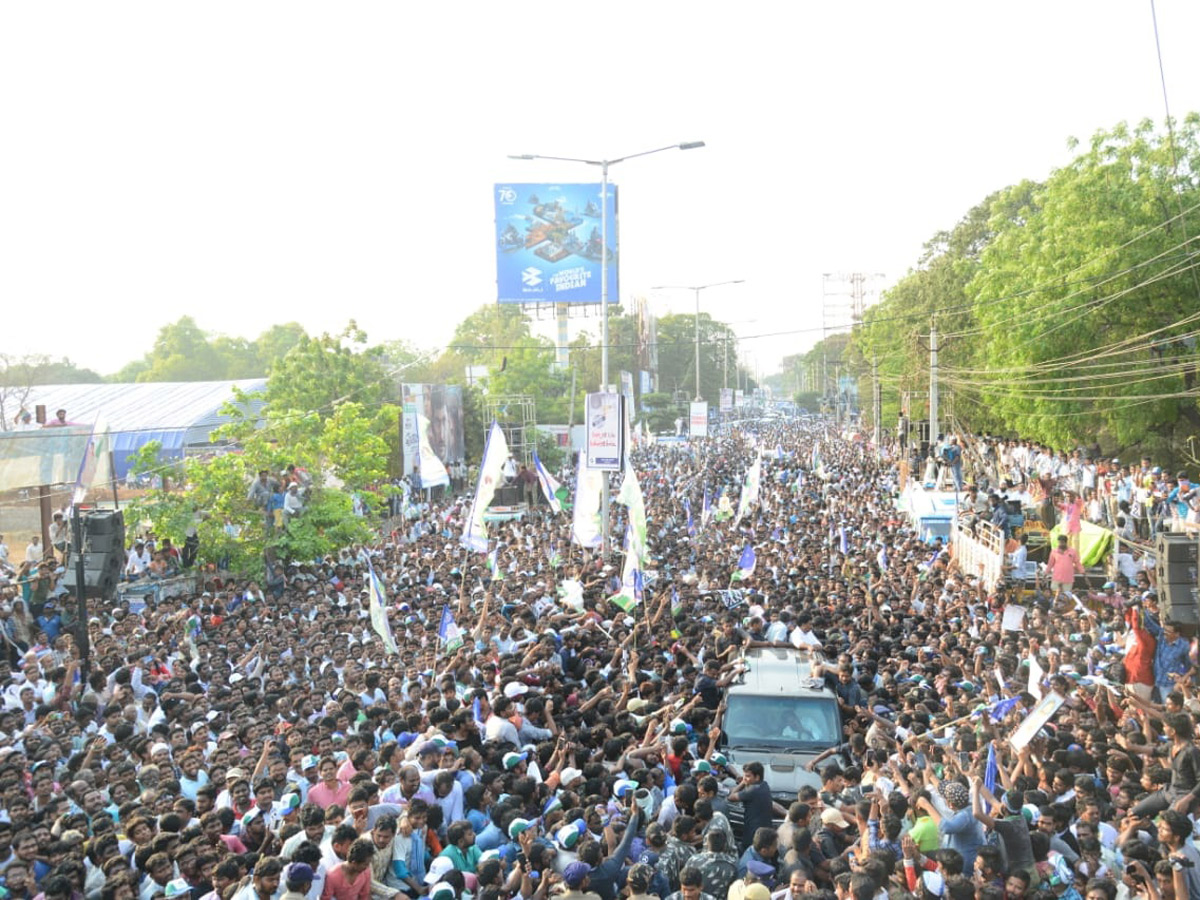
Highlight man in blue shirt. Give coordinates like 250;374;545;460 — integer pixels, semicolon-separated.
1147;616;1193;700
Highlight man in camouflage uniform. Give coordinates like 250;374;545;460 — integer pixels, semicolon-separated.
689;830;739;899
656;815;700;894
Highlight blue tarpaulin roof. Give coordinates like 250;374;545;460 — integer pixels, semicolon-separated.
12;380;266;479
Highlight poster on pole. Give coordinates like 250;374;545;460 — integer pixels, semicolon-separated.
494;183;618;304
689;401;709;437
585;392;623;471
719;388;734;412
639;370;653;396
734;389;744;407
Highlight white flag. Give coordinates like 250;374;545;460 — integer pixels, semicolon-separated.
1027;654;1044;701
572;452;603;548
462;422;510;552
417;415;449;488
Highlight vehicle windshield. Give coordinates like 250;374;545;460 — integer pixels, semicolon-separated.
723;695;841;749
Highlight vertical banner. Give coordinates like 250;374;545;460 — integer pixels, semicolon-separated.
639;370;653;397
572;452;604;547
494;183;618;304
735;389;744;407
689;401;709;438
401;401;420;476
585;392;623;471
620;371;635;419
719;388;734;413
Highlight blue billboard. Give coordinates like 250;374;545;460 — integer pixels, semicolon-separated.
495;183;618;304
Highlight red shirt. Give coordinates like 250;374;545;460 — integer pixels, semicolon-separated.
321;864;370;900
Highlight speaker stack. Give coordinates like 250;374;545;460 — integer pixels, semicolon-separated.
63;510;126;600
1156;533;1200;637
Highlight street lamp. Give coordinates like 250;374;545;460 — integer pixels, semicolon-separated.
652;280;744;401
509;141;705;555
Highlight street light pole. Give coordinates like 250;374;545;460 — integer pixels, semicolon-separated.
651;280;745;402
509;142;705;556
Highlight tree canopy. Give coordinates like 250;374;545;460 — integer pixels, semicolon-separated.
844;115;1200;463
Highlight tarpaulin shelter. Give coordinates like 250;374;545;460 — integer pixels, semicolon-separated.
1;380;266;486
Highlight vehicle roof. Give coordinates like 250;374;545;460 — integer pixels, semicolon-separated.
727;646;834;698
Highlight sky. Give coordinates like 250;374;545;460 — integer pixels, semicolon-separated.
4;1;1200;382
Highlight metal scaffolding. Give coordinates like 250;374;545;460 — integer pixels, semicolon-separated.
483;394;537;465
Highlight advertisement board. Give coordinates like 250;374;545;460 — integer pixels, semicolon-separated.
689;401;709;437
719;388;734;412
401;384;466;474
495;183;618;304
735;389;744;407
585;392;623;471
639;370;653;396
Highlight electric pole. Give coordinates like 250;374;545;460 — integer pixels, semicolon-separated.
872;355;881;446
929;322;939;445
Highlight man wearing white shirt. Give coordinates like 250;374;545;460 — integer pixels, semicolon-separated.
484;696;521;745
23;537;42;565
790;615;822;650
125;541;150;576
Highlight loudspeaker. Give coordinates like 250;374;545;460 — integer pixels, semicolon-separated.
84;533;122;554
62;510;126;599
1158;534;1199;565
62;554;121;598
1158;558;1199;587
1161;583;1200;637
84;510;124;535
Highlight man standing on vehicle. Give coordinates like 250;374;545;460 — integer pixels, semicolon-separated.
728;763;786;853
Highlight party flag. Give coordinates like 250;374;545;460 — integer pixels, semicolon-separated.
462;422;510;552
367;560;399;655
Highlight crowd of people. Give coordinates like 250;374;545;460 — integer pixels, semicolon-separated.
0;419;1198;900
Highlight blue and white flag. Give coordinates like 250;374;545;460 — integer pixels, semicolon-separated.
683;498;695;536
367;560;399;655
532;450;567;514
438;604;463;653
984;743;998;794
839;526;849;554
702;486;713;527
731;545;756;582
988;695;1022;722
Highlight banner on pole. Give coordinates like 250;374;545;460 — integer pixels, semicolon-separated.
585;392;623;471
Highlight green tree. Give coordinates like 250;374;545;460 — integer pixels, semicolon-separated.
134;316;228;382
264;323;393;415
655;313;738;404
254;323;309;373
964;117;1200;455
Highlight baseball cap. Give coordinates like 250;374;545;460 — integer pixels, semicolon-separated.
507;818;533;839
562;862;592;888
424;857;455;885
502;751;527;770
820;808;851;828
